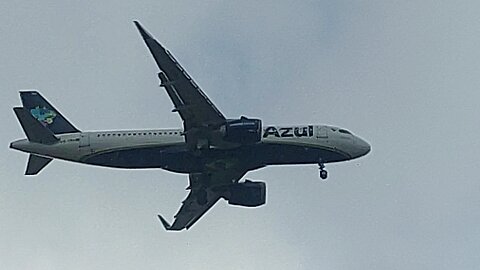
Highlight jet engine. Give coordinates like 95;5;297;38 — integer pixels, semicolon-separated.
227;180;266;207
221;117;262;144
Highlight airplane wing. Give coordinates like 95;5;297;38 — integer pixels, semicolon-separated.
134;21;226;141
157;182;223;231
158;168;247;231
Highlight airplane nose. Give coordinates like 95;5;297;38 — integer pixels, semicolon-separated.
352;136;371;158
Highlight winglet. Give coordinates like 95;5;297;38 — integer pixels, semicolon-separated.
134;21;153;40
157;215;173;231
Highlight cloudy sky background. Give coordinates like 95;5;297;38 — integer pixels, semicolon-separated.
1;1;480;269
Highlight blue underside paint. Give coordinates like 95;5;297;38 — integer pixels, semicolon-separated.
83;143;350;173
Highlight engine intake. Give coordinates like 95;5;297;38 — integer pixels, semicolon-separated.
222;117;262;144
227;180;266;207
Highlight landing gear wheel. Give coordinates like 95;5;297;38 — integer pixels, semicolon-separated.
318;159;328;180
319;170;328;180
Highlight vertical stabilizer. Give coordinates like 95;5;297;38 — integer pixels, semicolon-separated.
25;154;52;175
20;90;80;134
13;107;59;144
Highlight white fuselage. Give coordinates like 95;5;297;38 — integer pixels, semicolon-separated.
11;124;371;173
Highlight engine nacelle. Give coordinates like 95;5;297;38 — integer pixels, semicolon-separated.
227;180;266;207
222;117;262;144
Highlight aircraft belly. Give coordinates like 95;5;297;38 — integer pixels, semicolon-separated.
256;143;350;165
81;141;350;173
82;146;203;172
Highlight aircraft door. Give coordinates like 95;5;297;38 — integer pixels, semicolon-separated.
79;133;90;148
316;126;328;138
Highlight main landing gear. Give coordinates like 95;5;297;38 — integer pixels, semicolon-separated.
318;161;328;180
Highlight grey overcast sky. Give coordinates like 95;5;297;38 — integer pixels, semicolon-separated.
1;1;480;269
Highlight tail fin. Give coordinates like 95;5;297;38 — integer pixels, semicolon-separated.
20;90;80;134
25;154;52;175
13;107;59;144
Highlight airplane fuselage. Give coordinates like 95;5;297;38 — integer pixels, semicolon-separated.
10;124;370;174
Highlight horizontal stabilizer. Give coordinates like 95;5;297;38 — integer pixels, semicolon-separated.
25;154;52;175
13;107;59;144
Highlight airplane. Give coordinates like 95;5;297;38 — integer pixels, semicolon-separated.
9;21;371;231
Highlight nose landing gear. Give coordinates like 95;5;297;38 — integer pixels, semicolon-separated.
319;169;328;180
318;161;328;180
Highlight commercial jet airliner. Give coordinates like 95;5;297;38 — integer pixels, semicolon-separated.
10;21;371;231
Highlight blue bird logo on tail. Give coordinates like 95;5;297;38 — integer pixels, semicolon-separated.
30;106;57;125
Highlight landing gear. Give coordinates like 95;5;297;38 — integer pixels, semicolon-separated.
319;169;328;180
318;161;328;180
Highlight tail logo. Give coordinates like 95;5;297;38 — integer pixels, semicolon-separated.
30;106;57;125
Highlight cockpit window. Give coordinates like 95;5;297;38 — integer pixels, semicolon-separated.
339;129;352;135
